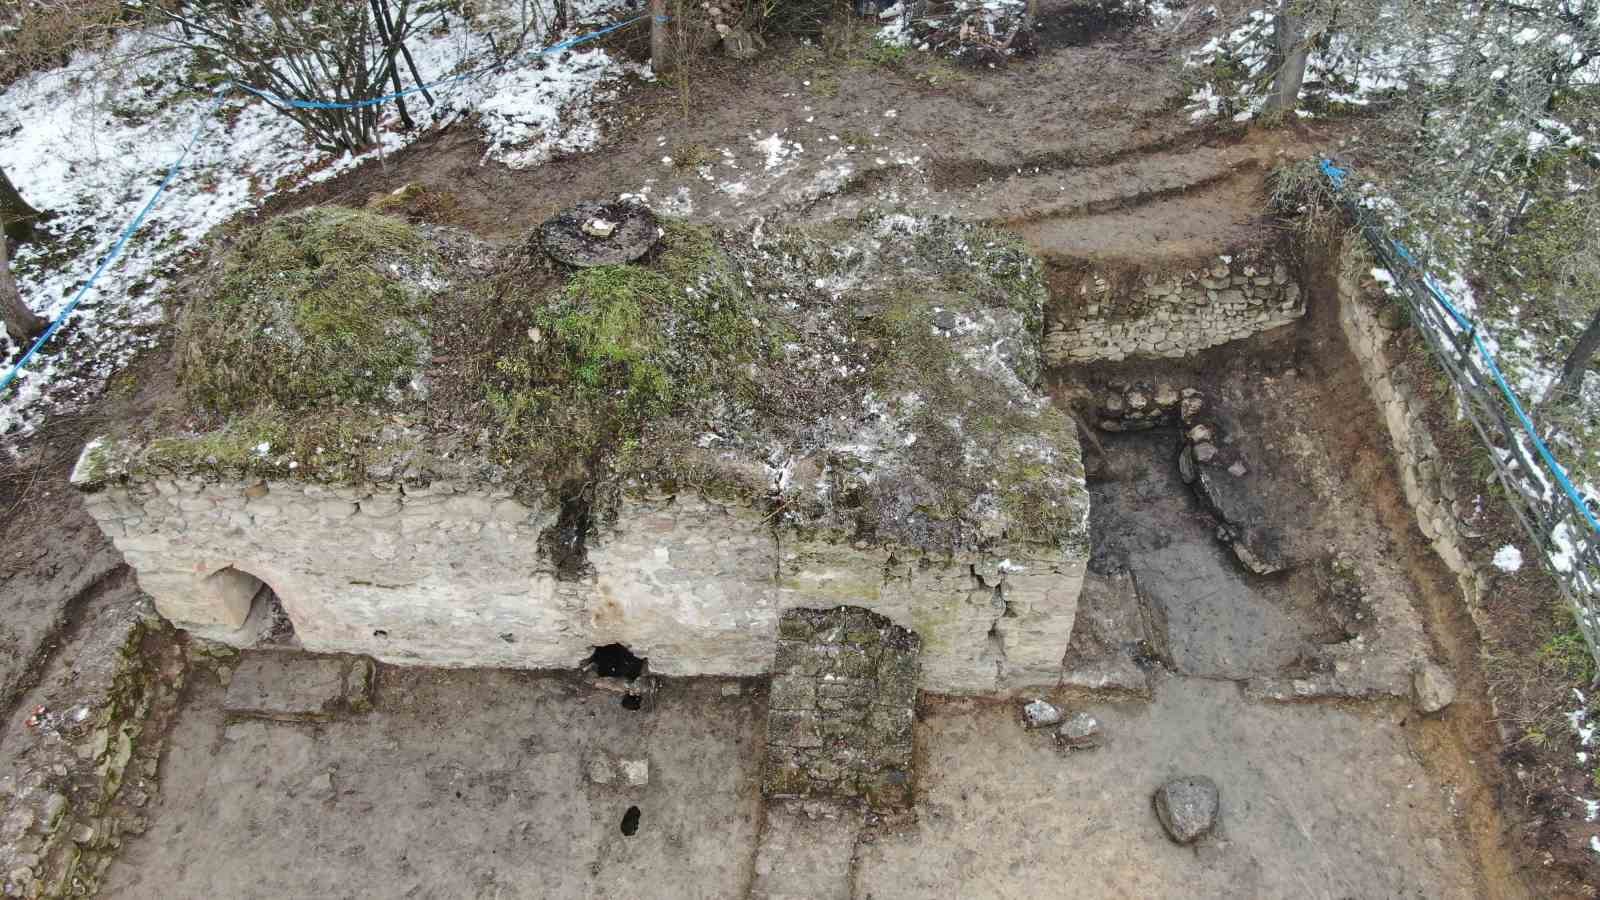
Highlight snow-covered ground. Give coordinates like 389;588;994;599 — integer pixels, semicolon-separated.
0;0;647;437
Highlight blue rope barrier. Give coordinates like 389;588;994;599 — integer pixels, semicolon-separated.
0;12;656;400
1319;159;1600;540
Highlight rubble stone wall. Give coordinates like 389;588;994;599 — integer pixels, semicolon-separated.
1043;248;1304;364
763;607;920;809
1335;244;1496;636
74;467;1086;694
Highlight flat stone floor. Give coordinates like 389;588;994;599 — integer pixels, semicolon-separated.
103;661;1479;899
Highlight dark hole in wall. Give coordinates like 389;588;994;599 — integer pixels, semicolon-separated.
621;694;642;711
620;806;641;836
251;583;297;648
585;643;646;680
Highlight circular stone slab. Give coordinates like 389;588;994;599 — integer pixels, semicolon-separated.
539;201;661;267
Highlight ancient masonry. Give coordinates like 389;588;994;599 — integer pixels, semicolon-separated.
69;208;1092;695
1043;248;1304;364
763;607;920;810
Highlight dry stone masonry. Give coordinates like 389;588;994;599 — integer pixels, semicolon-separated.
763;607;920;810
1044;248;1303;364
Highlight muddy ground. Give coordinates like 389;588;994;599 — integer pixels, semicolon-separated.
1;0;1590;896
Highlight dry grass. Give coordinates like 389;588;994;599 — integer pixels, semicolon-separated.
0;0;127;87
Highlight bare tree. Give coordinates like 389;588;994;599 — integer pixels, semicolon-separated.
1260;0;1310;118
1544;306;1600;410
147;1;439;153
0;166;47;244
0;238;47;345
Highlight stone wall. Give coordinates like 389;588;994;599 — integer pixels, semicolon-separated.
763;607;920;810
72;459;1086;694
1043;248;1304;365
1335;243;1496;637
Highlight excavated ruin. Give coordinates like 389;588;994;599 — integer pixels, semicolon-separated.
69;206;1090;693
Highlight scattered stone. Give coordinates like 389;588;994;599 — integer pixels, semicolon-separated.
1412;662;1456;714
1154;775;1220;844
1021;699;1062;729
1186;424;1214;443
68;823;94;845
1227;461;1248;478
223;654;375;722
1055;712;1103;750
1192;442;1217;463
721;682;743;697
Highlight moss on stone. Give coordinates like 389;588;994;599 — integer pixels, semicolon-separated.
478;220;770;486
178;206;441;415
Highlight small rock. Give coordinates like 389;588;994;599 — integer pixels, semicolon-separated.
1154;775;1219;844
1186;424;1214;443
1177;446;1197;485
1227;461;1248;477
1180;395;1205;423
721;682;743;697
581;217;617;238
7;868;34;891
1021;699;1062;729
1193;442;1217;463
1055;712;1103;750
1413;661;1456;714
69;823;95;845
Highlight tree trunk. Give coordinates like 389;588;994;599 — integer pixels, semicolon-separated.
0;166;46;244
1543;305;1600;408
0;239;47;346
650;0;673;74
1261;0;1309;119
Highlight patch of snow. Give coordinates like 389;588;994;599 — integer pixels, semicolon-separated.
1492;545;1524;573
0;1;644;436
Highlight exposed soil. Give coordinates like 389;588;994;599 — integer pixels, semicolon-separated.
103;668;766;899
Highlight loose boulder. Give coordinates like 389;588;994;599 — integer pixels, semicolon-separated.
1021;699;1062;729
1055;712;1103;750
1153;775;1219;844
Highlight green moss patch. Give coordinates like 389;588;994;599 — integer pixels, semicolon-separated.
178;206;442;415
476;221;770;486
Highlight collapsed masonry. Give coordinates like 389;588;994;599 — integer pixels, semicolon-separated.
764;607;920;809
71;206;1090;693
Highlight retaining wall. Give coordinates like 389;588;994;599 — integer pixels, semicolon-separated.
1043;248;1304;364
1335;243;1496;635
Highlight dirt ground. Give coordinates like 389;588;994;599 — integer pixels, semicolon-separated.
2;1;1589;895
98;662;1479;900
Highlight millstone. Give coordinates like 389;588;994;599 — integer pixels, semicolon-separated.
539;200;660;267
